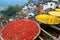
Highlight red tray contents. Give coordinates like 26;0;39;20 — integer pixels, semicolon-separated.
1;20;41;40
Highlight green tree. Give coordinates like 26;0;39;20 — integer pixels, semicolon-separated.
28;0;33;3
1;5;22;16
15;4;21;12
5;5;16;16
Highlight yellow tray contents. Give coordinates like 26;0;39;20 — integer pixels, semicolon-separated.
49;11;60;17
55;8;60;11
35;14;60;24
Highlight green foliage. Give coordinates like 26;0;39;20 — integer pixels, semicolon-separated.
5;5;16;16
2;5;21;16
15;4;21;12
28;0;33;3
3;15;9;20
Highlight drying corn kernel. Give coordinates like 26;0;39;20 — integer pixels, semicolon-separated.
55;8;60;12
49;11;60;17
35;14;60;24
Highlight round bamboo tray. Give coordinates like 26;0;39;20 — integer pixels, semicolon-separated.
35;14;60;25
49;11;60;17
1;20;41;40
55;8;60;12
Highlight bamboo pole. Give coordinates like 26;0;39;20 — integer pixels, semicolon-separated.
1;22;3;28
6;20;8;23
57;36;60;40
39;36;44;40
41;28;57;40
0;36;4;40
50;26;60;31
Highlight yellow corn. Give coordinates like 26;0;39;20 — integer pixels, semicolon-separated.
49;11;60;17
35;14;60;24
55;8;60;12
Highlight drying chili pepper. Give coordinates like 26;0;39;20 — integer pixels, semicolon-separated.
1;20;41;40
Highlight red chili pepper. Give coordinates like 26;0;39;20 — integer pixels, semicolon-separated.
2;20;41;40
